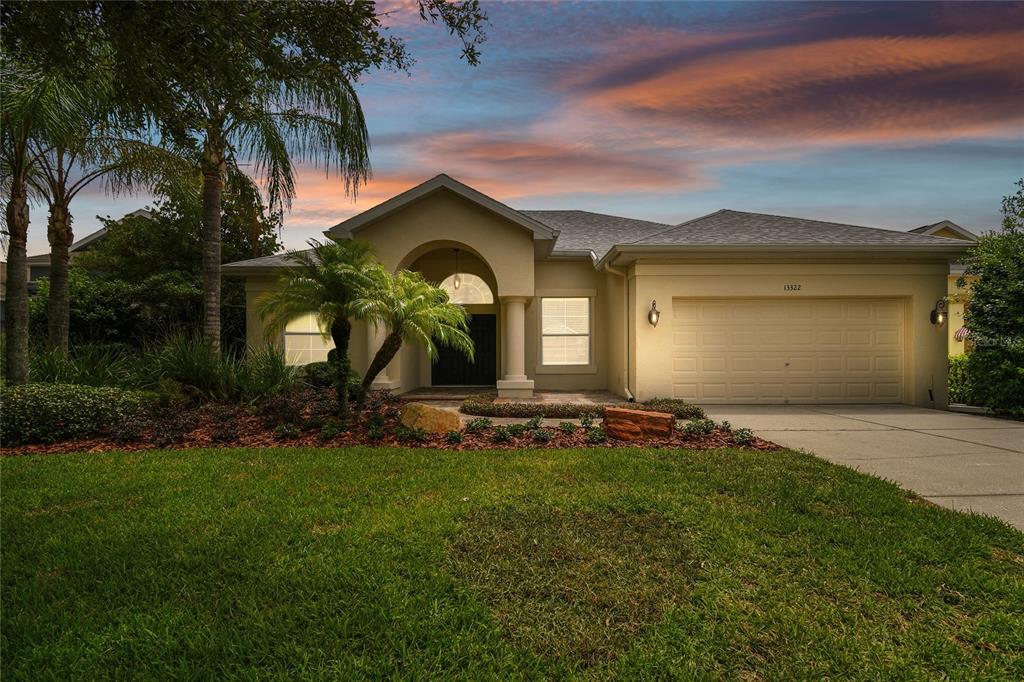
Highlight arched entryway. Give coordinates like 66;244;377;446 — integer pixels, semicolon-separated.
390;242;502;389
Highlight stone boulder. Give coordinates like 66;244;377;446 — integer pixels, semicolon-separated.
603;407;674;441
399;402;462;434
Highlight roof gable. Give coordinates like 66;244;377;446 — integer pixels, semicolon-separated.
326;174;557;241
909;220;978;241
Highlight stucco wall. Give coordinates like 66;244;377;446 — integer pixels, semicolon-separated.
629;261;951;407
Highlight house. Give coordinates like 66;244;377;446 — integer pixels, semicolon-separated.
22;209;154;293
910;220;979;356
224;174;973;407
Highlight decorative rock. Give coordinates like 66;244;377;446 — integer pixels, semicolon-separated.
399;402;462;434
604;407;674;441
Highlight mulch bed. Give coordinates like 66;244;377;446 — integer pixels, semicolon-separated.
3;388;778;456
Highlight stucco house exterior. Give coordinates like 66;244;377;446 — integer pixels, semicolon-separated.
908;220;979;356
224;174;973;407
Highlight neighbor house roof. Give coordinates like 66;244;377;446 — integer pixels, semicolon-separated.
909;219;978;241
25;209;154;265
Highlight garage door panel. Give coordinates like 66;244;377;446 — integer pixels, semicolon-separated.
671;298;904;404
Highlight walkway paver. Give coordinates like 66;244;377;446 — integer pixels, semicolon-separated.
703;404;1024;530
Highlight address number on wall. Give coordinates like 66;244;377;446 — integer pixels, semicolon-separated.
783;284;802;291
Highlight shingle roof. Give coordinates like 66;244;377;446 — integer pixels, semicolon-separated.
521;210;672;258
630;209;969;247
222;251;306;271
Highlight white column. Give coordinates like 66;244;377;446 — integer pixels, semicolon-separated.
367;323;401;390
496;296;534;398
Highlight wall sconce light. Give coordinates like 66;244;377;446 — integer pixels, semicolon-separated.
452;248;461;290
930;299;948;327
647;300;661;327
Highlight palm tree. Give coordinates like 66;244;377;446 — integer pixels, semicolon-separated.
352;269;475;412
258;238;379;419
1;59;84;383
28;95;193;353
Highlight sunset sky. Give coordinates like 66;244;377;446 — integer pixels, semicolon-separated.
32;0;1024;256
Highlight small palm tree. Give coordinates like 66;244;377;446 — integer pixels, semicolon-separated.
258;238;379;418
352;269;475;412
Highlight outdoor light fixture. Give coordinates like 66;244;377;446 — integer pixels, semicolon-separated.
648;300;661;327
930;299;948;327
453;249;461;290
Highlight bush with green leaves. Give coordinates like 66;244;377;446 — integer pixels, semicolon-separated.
506;423;529;437
682;418;716;437
298;361;362;395
490;425;512;443
155;335;294;404
558;421;578;434
579;413;595;430
29;344;149;388
465;417;492;433
274;423;300;440
733;428;756;446
586;427;607;444
1;383;159;445
318;418;347;442
532;428;553;444
957;179;1024;416
947;354;979;406
637;398;706;420
525;415;543;429
395;425;427;443
446;430;463;445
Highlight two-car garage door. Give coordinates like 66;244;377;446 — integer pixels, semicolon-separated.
671;298;904;404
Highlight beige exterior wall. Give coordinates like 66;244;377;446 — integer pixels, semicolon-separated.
628;261;951;408
947;274;975;356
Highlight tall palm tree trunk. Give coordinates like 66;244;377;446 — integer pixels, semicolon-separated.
330;318;353;419
200;139;225;353
45;202;72;353
357;329;402;413
4;188;31;384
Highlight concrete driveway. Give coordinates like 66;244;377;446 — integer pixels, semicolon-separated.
702;404;1024;530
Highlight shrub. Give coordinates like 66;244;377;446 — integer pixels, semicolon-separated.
319;418;347;442
257;393;304;428
586;427;607;444
446;430;464;445
579;413;595;430
948;354;980;406
155;335;294;404
638;398;705;420
395;425;427;443
30;344;148;388
1;383;158;445
558;421;578;434
525;415;543;429
491;425;512;443
365;413;386;441
298;361;361;395
681;418;715;437
465;417;492;433
506;423;529;437
211;423;238;443
274;423;300;440
532;428;553;444
733;428;756;446
720;420;732;433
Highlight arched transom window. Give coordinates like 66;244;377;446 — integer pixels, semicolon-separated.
439;273;494;304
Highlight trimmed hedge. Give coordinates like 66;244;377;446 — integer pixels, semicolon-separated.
1;383;159;446
460;396;704;420
948;354;979;406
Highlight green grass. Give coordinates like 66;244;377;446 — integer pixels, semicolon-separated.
2;447;1022;679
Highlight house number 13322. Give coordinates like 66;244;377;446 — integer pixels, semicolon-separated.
784;284;801;291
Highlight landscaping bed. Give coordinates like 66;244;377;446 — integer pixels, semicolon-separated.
2;387;777;456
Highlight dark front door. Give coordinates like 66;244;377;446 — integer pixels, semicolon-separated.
432;314;496;386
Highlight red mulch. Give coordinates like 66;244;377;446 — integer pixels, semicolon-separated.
2;389;779;456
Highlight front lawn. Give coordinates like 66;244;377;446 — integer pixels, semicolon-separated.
3;447;1022;679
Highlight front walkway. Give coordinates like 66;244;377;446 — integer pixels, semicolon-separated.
703;404;1024;530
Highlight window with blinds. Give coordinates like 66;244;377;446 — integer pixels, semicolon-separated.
541;297;590;365
283;313;334;365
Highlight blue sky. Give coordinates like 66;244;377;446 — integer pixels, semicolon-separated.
34;1;1024;255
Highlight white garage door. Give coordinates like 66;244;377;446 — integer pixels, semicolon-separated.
671;298;904;404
